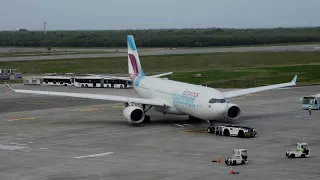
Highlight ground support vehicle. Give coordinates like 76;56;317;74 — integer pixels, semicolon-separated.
225;149;248;166
207;124;257;138
286;143;310;158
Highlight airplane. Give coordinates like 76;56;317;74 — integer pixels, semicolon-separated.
5;35;298;128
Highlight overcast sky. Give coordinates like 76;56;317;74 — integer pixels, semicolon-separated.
0;0;319;30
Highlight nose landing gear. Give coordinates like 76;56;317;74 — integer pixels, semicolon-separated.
206;120;217;133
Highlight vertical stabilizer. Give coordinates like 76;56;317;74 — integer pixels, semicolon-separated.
127;35;145;77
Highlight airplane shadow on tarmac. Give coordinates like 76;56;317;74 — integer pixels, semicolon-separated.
236;109;306;122
51;115;206;127
50;109;307;128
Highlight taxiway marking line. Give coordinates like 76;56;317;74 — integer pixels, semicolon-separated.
111;105;125;108
0;144;28;150
74;152;114;159
70;108;102;112
174;124;185;127
7;117;36;121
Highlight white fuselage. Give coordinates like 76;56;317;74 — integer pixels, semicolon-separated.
132;76;230;120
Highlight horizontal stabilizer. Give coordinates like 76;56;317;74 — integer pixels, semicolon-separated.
150;72;173;78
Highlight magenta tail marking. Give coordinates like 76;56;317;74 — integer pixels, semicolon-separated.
129;54;139;74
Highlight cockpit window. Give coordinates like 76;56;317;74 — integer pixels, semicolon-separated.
209;98;227;103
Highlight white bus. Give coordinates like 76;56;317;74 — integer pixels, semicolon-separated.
300;94;320;110
74;76;132;88
42;75;75;86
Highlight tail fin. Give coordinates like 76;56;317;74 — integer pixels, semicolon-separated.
127;35;145;77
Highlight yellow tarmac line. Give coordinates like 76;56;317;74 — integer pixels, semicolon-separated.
69;104;124;112
16;101;57;104
70;108;103;112
7;117;36;121
111;105;125;108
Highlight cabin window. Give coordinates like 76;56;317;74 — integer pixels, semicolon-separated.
209;98;227;103
302;97;314;104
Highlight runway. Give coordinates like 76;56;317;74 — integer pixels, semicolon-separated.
1;84;320;180
1;43;320;62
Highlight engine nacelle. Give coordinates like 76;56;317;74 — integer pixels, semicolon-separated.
123;106;145;124
225;103;241;120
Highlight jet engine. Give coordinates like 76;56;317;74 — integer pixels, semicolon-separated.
123;106;145;124
225;103;241;120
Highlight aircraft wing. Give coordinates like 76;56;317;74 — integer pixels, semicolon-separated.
149;72;173;78
222;75;297;99
4;83;172;107
104;76;131;81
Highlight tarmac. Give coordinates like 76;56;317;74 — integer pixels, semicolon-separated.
0;84;320;180
1;43;320;61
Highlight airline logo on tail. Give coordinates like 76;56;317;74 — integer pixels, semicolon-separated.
127;35;145;86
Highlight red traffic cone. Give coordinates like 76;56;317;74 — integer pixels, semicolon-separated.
217;156;221;163
229;168;234;174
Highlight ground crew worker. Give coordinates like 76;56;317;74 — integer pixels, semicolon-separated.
309;105;312;115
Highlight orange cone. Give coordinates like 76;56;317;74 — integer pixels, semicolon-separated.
217;156;220;163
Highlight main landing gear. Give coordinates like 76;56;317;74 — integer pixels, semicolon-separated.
142;104;152;123
207;120;217;126
124;103;153;123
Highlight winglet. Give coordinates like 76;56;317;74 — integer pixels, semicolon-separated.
4;82;15;92
292;75;297;84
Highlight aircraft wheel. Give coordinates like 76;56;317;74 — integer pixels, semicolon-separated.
238;130;245;138
223;129;230;136
143;115;151;123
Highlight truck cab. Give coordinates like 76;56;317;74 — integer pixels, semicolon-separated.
225;149;248;165
301;95;320;110
298;143;310;155
234;149;248;161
